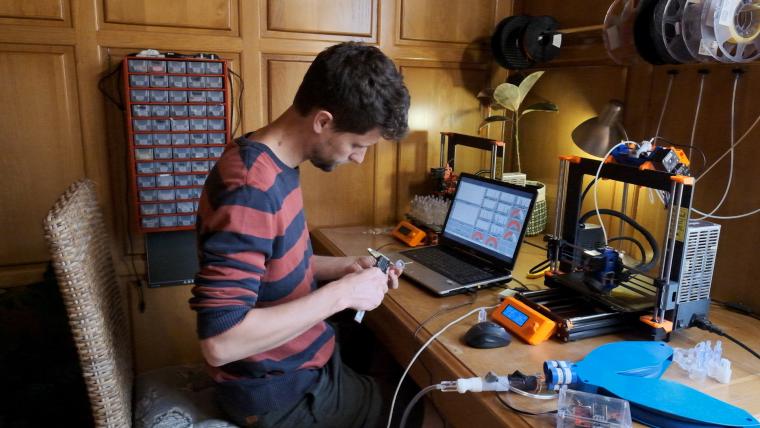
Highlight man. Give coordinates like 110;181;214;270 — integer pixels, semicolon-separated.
190;42;411;427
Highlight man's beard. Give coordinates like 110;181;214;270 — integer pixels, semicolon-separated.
310;158;337;172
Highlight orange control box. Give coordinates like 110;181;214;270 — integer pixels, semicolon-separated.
492;296;557;345
392;220;426;247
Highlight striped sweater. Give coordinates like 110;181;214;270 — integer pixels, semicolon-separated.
190;137;335;414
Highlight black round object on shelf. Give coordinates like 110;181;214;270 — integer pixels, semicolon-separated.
650;0;680;63
634;0;667;64
523;15;562;63
491;15;533;69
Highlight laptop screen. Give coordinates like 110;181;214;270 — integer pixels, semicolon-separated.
441;173;536;268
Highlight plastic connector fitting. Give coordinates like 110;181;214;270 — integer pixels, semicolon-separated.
673;340;732;384
454;372;510;393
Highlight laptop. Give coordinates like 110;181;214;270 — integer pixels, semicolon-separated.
388;173;538;296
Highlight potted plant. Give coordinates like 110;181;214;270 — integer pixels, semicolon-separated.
478;71;558;235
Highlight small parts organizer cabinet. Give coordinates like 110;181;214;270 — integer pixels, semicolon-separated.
123;56;231;232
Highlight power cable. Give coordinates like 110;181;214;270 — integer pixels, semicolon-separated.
693;71;740;220
693;317;760;361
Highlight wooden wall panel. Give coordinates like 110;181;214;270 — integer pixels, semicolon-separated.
516;66;628;237
0;0;512;371
641;65;760;310
264;55;378;228
399;0;497;44
102;0;237;34
265;0;375;40
0;45;84;267
0;0;70;26
396;62;490;218
516;0;610;28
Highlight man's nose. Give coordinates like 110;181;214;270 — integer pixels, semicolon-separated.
349;148;367;164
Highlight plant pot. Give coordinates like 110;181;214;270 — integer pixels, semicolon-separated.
525;180;546;236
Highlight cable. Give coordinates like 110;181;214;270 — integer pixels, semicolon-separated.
386;305;497;428
592;142;635;246
695;111;760;183
510;277;541;291
696;87;760;183
654;71;676;139
523;240;547;251
692;317;760;361
693;208;760;220
580;178;597;203
529;259;551;275
688;71;707;165
399;384;441;428
123;122;146;313
651;136;708;175
374;241;397;252
578;208;660;271
694;72;740;220
508;385;556;400
496;392;557;416
608;236;646;266
98;64;124;110
229;69;244;138
227;69;235;136
413;291;477;339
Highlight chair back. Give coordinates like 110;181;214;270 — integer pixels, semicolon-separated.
43;179;134;427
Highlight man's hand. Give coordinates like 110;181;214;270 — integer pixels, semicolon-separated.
334;267;389;312
346;255;402;290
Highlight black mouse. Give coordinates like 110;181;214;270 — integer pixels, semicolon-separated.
464;321;512;349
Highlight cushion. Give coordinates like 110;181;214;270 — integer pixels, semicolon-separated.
134;364;238;428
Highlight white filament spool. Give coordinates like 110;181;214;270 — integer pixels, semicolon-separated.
682;0;713;61
604;0;643;65
713;0;760;61
700;0;733;61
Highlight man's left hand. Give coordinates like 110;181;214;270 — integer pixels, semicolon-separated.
345;255;402;290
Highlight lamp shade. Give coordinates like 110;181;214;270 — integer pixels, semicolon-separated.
571;100;626;157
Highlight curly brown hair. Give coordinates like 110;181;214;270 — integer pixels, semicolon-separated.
293;42;410;141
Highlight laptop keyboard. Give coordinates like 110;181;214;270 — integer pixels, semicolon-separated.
402;246;502;284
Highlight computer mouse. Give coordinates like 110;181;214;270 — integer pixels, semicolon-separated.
464;321;512;349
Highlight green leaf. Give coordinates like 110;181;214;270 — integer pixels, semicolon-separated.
519;102;558;117
478;115;511;130
493;83;520;112
517;71;544;107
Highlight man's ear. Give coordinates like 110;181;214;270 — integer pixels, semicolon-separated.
313;110;334;135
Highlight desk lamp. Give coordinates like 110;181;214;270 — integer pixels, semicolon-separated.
571;100;627;157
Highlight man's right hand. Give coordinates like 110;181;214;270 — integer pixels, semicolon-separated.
333;266;389;312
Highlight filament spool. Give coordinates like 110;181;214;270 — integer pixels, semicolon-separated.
700;0;733;61
651;0;682;63
661;0;699;62
491;15;563;69
635;0;670;64
713;0;760;61
523;16;562;64
682;0;714;61
492;16;533;69
604;0;644;64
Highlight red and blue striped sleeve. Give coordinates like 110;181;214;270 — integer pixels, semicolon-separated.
190;146;280;339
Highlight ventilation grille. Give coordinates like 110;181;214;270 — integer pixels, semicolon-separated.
677;221;721;303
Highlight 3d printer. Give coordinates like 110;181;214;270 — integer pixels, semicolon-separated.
519;152;720;342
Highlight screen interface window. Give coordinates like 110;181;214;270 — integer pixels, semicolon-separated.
444;178;532;261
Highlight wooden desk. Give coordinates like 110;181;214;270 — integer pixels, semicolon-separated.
311;226;760;428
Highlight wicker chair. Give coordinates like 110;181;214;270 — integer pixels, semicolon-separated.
43;179;236;428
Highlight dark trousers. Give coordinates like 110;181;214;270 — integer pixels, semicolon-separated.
220;348;386;428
